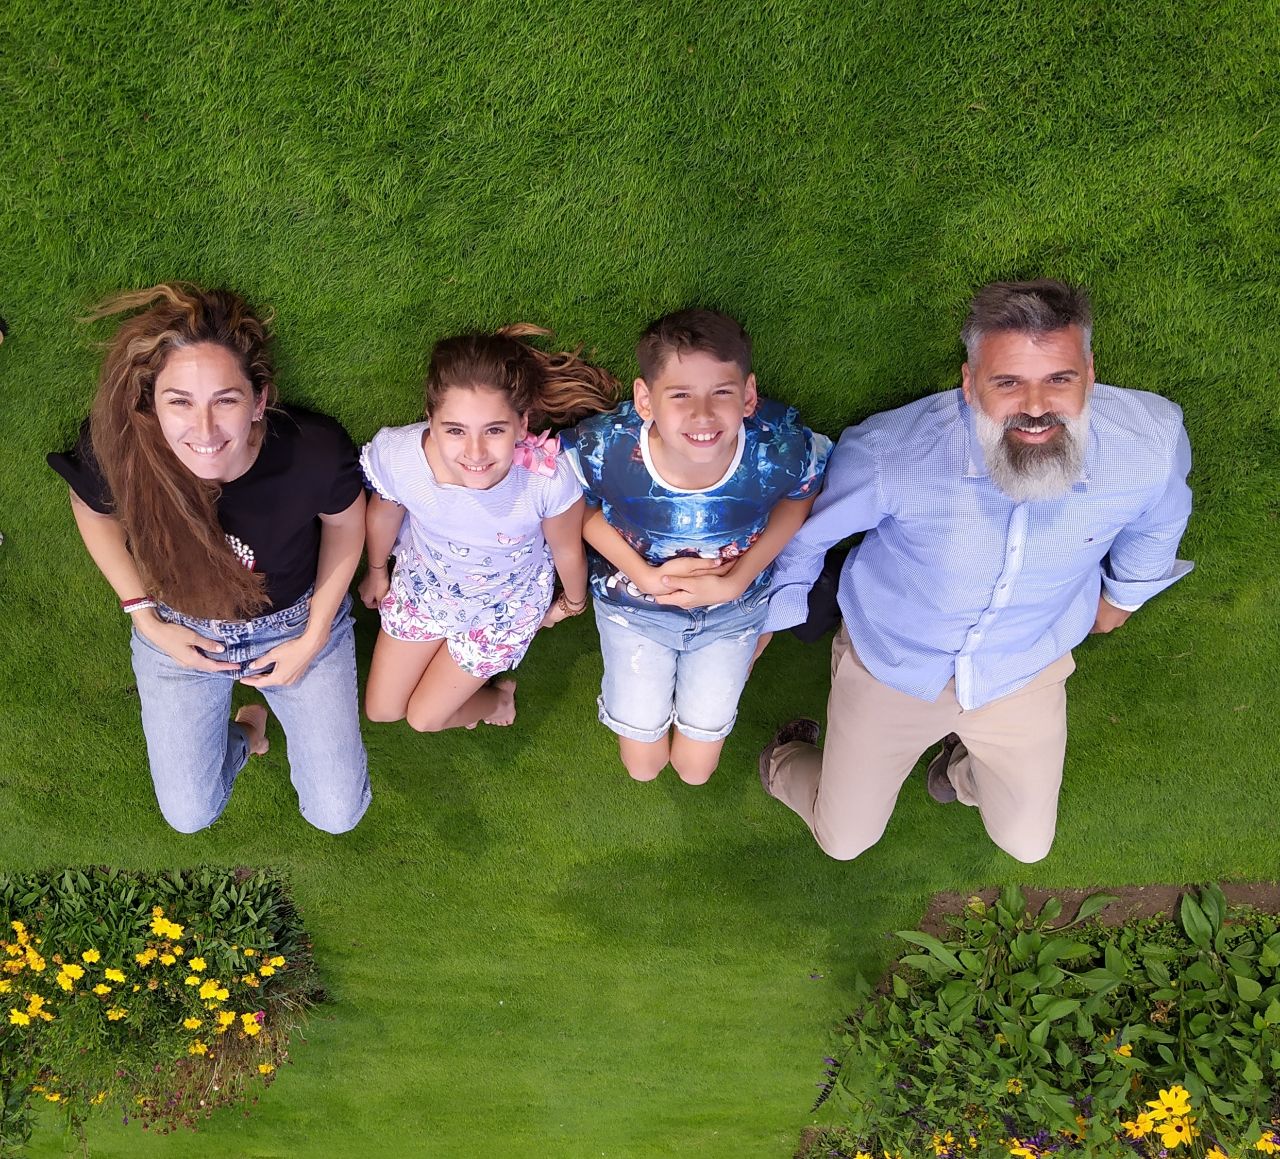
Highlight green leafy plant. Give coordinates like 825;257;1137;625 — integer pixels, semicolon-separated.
0;867;320;1155
810;884;1280;1158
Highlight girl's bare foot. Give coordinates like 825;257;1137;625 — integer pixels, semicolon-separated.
482;679;517;726
234;704;270;755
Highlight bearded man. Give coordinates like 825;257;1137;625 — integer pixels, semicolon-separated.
759;279;1193;863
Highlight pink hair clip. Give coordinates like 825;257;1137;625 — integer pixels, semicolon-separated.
511;430;560;477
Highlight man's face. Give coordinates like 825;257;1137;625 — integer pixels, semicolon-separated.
961;326;1094;501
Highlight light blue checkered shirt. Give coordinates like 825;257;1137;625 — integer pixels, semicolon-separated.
765;385;1193;709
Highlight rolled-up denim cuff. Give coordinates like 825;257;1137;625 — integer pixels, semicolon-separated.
672;710;737;743
596;694;673;744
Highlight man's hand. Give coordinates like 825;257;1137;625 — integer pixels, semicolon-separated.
134;612;240;673
240;630;328;688
1090;596;1133;635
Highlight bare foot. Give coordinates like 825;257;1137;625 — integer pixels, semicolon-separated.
482;679;517;726
234;704;270;755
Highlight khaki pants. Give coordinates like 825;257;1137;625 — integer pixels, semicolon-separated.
768;625;1074;864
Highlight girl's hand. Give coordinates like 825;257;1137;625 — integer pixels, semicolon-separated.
240;630;328;688
358;566;391;609
134;612;240;673
540;592;587;629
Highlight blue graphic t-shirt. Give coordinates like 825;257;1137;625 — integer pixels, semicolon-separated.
561;397;831;609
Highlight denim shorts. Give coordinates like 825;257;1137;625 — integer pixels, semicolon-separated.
130;590;369;835
593;594;768;744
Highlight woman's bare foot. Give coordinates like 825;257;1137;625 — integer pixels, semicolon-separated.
234;704;270;755
482;679;517;726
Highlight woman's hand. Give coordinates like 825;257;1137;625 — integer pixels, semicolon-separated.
134;611;241;673
358;566;391;610
240;629;328;688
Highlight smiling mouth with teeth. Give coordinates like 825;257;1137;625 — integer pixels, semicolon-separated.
684;432;721;444
187;442;228;455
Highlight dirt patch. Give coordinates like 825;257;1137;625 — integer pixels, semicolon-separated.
918;881;1280;939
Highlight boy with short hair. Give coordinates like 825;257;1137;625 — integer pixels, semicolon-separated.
562;308;831;785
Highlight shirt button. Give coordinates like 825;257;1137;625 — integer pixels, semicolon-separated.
998;584;1008;590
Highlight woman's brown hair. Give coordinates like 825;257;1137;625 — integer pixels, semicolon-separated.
87;282;276;620
424;324;619;429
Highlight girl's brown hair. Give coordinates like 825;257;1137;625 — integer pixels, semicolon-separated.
87;282;276;620
424;324;619;429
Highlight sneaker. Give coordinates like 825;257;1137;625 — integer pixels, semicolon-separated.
926;733;962;803
758;718;821;798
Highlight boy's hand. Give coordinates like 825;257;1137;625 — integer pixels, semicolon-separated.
655;556;732;580
653;570;746;609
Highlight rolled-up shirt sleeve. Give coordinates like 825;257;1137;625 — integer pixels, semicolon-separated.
764;420;886;632
1100;421;1194;608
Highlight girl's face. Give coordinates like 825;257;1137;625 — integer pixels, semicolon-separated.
426;386;528;489
153;342;265;483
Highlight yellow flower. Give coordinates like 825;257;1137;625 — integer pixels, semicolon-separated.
55;972;74;992
0;980;10;994
215;987;228;1001
135;948;156;966
103;968;126;983
1157;1115;1197;1149
81;949;100;964
1006;1077;1023;1094
188;957;207;973
159;953;176;966
258;965;275;977
184;975;200;987
1256;1131;1280;1154
43;1092;62;1102
188;1039;208;1055
8;1008;30;1026
198;979;219;1000
241;974;260;987
269;955;285;968
25;994;45;1014
1114;1042;1133;1056
241;1012;262;1036
183;1017;203;1030
243;947;256;956
106;1007;128;1020
173;945;184;956
1008;1141;1038;1159
994;1032;1007;1045
1204;1150;1229;1159
25;951;45;972
91;1091;107;1105
93;984;111;996
258;1063;275;1075
152;906;165;918
217;1010;235;1026
933;1131;955;1155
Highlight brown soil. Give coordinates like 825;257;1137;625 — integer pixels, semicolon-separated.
918;881;1280;939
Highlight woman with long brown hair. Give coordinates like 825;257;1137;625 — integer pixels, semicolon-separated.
49;283;370;833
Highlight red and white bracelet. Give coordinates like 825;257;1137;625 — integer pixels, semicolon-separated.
120;596;158;615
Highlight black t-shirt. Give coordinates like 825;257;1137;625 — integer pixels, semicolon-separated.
48;407;364;613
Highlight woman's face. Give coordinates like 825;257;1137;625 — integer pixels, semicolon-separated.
153;343;265;482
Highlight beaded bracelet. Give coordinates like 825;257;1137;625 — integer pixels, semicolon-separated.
121;597;158;615
556;592;588;617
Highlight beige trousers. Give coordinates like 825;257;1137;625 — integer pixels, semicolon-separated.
768;624;1074;864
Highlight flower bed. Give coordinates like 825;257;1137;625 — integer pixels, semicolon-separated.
799;884;1280;1158
0;866;320;1153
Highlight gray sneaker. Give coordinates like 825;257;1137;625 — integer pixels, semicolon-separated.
926;733;962;803
758;718;821;798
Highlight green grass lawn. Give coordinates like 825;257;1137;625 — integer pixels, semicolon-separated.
2;1;1279;1155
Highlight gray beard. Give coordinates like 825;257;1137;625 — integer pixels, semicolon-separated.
973;404;1090;502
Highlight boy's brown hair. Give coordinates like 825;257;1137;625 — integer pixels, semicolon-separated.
635;308;752;382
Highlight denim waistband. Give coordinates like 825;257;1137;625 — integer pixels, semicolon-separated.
156;587;315;639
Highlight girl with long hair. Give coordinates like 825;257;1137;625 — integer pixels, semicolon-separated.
358;325;618;731
49;283;370;833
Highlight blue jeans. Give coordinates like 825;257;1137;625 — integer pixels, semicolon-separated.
129;592;370;834
593;595;768;744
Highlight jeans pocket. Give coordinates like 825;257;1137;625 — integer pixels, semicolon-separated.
280;602;312;631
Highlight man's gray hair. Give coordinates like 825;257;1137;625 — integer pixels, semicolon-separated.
961;279;1093;361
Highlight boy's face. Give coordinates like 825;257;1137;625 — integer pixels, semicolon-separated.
634;351;757;482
